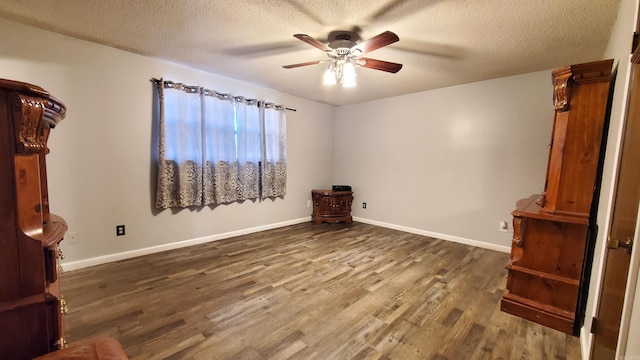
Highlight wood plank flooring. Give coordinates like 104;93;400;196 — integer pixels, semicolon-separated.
61;222;581;360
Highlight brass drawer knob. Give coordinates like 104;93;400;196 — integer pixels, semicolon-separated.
55;337;68;349
60;297;68;315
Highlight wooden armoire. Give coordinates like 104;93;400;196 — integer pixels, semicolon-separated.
501;59;613;335
0;79;68;358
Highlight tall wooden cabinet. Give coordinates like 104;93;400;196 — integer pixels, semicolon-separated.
0;79;68;358
501;59;613;335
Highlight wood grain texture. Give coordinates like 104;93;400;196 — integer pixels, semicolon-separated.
311;190;353;224
503;59;613;336
61;222;579;360
543;59;613;218
0;79;67;359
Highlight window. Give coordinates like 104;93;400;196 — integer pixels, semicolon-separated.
155;80;286;209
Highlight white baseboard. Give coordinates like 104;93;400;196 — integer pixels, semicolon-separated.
62;216;510;272
353;216;511;254
580;327;590;360
61;217;310;271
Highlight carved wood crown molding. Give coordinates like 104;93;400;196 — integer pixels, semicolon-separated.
0;78;49;97
13;94;46;154
553;71;572;112
551;59;613;112
12;92;66;155
42;96;66;129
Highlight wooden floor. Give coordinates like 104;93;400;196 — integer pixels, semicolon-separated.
61;222;581;360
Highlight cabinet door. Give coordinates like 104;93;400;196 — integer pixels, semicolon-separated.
0;302;51;358
317;196;335;216
333;196;349;216
542;60;612;217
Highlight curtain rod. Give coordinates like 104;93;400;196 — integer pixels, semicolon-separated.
150;78;296;112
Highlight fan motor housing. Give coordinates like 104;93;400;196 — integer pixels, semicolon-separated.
330;39;356;55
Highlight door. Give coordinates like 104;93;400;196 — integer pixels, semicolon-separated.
591;50;640;358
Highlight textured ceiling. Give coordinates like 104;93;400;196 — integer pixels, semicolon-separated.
0;0;622;106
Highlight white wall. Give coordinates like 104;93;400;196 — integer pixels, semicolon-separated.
0;19;335;268
582;0;640;357
333;71;554;249
3;12;638;356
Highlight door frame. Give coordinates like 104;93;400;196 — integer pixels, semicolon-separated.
618;213;640;355
588;53;640;358
617;6;640;355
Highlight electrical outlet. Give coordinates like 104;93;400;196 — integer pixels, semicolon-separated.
362;202;367;209
116;225;125;236
67;232;78;244
307;200;312;208
499;221;509;232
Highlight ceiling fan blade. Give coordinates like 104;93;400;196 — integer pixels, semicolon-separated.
352;31;399;54
282;60;322;69
359;58;403;73
293;34;331;52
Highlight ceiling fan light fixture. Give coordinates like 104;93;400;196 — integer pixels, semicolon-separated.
323;67;337;85
284;31;401;88
341;61;357;87
343;61;356;79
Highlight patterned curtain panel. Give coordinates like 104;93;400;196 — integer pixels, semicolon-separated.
202;91;235;204
156;82;204;208
261;102;287;198
233;98;261;200
154;80;286;209
202;94;260;203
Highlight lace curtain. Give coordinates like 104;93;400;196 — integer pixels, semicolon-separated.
203;94;261;204
156;82;203;208
261;102;287;198
155;80;287;209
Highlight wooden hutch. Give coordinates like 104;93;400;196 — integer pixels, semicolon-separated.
0;79;68;358
501;59;613;335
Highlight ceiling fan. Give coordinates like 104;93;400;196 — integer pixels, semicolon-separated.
282;31;402;86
